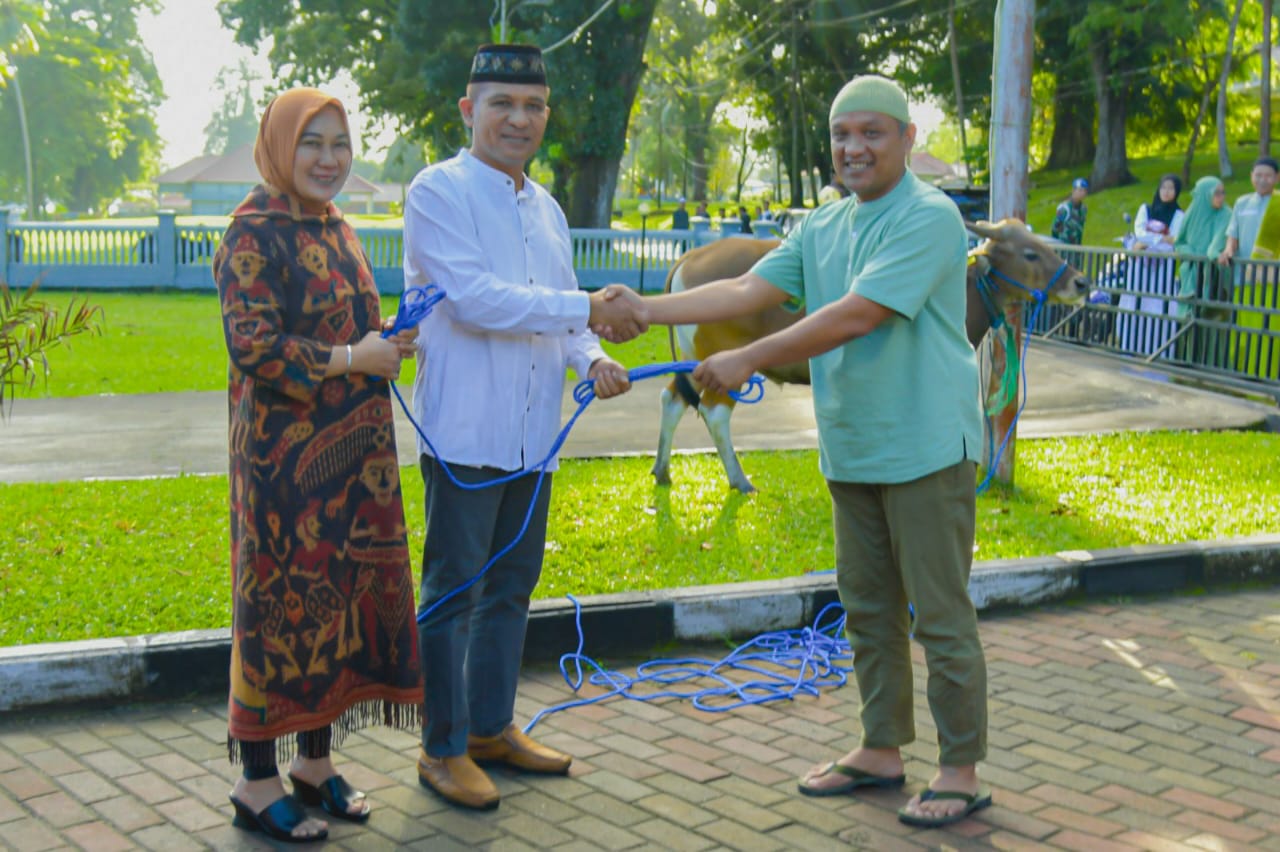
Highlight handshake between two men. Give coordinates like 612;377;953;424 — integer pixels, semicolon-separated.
587;284;650;344
584;281;769;400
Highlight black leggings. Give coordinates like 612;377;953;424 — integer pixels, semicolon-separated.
238;727;332;781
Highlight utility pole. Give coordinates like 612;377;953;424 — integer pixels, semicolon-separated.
986;0;1034;484
1263;0;1273;157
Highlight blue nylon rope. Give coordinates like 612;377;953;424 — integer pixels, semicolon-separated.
379;284;1027;725
522;596;855;733
379;287;767;624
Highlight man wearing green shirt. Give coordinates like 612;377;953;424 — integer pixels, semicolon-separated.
597;75;990;829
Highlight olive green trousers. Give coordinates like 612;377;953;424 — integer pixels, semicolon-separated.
828;460;988;766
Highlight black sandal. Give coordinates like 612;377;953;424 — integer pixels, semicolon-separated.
230;793;329;842
289;773;371;823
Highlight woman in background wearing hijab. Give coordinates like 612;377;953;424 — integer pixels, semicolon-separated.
212;88;423;843
1134;174;1185;249
1120;174;1186;357
1173;176;1233;362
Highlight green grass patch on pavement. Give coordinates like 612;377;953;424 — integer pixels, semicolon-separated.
2;430;1277;646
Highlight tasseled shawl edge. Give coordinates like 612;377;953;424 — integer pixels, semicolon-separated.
228;698;422;766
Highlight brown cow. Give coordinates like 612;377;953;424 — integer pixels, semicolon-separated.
652;218;1091;493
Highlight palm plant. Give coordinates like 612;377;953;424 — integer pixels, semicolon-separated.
0;280;100;415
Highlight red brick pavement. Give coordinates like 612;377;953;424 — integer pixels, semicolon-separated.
0;588;1276;851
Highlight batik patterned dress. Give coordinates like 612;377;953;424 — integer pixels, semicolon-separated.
214;186;421;755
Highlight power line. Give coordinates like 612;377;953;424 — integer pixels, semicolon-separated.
544;0;619;54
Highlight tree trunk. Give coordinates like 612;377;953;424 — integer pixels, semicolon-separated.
686;101;718;203
567;155;620;228
1045;85;1096;170
1218;0;1246;178
734;125;752;200
550;159;572;211
1182;75;1216;188
1088;41;1136;189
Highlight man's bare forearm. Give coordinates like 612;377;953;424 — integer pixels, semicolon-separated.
642;273;789;326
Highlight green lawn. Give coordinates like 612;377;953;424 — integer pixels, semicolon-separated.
17;292;674;398
1;430;1276;646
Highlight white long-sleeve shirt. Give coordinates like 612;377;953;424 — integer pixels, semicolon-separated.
405;148;606;471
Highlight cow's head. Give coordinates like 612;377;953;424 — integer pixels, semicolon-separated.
968;218;1090;304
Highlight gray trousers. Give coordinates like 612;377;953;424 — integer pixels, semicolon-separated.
417;455;552;757
828;460;988;766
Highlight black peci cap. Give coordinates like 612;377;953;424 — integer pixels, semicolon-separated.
469;44;547;86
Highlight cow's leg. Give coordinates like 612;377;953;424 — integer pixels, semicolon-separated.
699;399;755;493
652;384;688;486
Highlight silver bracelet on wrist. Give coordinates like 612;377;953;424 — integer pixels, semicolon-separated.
345;344;353;373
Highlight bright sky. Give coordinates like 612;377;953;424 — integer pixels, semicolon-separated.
137;0;396;170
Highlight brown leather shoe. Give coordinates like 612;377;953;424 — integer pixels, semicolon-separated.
467;724;572;775
417;749;499;810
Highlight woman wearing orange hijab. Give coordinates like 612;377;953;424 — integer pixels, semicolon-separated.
212;88;423;843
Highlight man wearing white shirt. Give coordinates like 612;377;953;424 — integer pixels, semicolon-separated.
404;43;642;811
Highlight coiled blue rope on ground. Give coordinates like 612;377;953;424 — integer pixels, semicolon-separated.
523;596;854;733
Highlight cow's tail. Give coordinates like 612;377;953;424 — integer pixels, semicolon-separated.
664;254;698;362
663;255;702;409
663;255;681;362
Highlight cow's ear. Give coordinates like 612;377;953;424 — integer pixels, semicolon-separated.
968;219;998;240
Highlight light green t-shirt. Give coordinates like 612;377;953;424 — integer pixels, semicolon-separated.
1226;191;1271;258
751;171;982;484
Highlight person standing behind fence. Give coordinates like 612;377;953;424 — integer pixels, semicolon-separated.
671;202;690;230
1217;157;1278;265
1050;177;1088;244
1173;177;1230;317
214;87;424;843
402;43;642;812
1134;174;1184;249
1119;174;1184;357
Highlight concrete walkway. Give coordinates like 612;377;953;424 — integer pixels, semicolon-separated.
1;341;1276;483
1;343;1278;849
0;588;1277;850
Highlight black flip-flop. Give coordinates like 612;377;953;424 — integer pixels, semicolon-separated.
797;762;907;797
897;787;993;827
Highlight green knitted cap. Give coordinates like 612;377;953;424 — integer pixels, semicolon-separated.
829;75;910;124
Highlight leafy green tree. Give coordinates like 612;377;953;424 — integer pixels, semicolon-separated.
380;135;428;184
202;59;260;156
219;0;658;227
0;0;45;216
0;0;162;216
639;0;728;203
0;0;43;81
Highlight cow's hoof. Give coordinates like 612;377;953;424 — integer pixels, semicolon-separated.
729;480;757;494
652;468;672;486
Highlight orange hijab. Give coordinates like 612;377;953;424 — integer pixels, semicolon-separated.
253;88;349;213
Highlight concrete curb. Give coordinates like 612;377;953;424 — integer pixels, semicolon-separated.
3;535;1278;714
